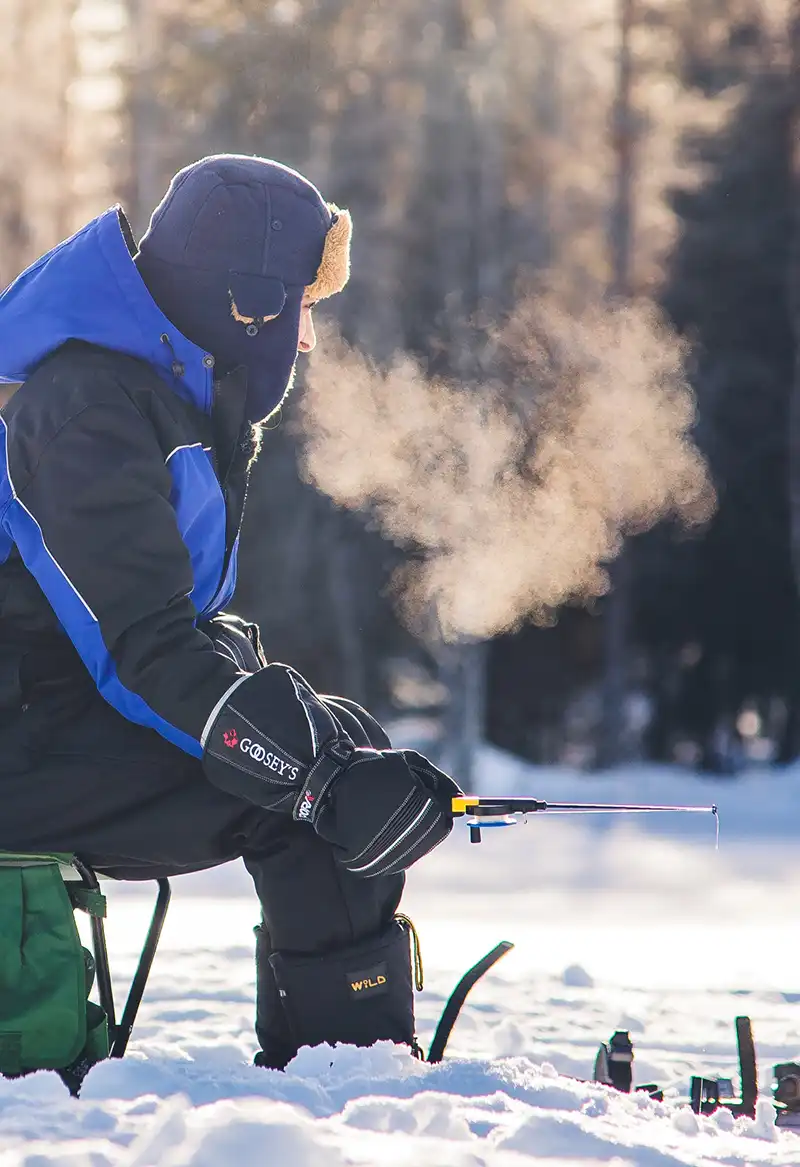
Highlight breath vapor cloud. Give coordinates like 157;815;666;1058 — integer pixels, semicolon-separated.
297;297;714;640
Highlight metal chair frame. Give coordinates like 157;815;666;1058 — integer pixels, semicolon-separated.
70;858;171;1058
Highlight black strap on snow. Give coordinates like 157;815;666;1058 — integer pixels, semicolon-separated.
427;941;514;1064
735;1015;758;1118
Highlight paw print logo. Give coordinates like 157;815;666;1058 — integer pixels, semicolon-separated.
223;728;239;749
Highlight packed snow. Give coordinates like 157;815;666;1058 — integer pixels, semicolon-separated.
2;746;800;1165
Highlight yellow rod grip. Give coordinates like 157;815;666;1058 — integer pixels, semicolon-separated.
452;796;481;814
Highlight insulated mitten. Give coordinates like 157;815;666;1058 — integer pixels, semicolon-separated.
201;612;266;671
319;694;392;749
312;748;460;878
201;664;460;875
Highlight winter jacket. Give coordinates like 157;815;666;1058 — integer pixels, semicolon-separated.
0;207;258;762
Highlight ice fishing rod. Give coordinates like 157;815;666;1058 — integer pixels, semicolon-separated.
451;795;719;843
423;795;719;1063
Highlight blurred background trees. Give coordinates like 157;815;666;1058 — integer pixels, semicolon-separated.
2;0;798;778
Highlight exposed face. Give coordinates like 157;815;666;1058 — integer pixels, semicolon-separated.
298;295;317;353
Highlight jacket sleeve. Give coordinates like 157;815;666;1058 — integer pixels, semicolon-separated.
0;395;246;757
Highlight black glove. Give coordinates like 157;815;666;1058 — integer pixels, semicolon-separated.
313;746;461;877
201;665;461;876
318;694;392;750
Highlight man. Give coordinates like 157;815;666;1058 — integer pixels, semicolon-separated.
0;155;459;1069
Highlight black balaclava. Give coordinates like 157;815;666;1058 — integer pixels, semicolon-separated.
134;154;351;422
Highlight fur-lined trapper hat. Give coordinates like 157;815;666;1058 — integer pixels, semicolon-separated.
135;154;351;421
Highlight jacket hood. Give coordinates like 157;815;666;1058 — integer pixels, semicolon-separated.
0;208;214;413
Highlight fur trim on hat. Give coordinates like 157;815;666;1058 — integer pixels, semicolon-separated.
229;298;279;326
305;204;352;301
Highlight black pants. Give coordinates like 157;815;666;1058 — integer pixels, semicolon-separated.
0;690;406;1060
0;693;403;944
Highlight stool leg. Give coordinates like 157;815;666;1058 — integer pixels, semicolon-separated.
111;879;171;1058
72;857;117;1040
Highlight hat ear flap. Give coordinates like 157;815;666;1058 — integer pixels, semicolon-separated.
228;272;286;323
305;205;352;301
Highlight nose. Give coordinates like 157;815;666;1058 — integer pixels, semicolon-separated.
298;307;316;353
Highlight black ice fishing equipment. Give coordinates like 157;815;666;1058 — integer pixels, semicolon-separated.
688;1016;758;1119
774;1061;800;1129
451;795;719;845
592;1017;759;1121
424;795;718;1061
422;795;719;1063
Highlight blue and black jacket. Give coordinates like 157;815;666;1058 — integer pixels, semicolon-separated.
0;207;256;759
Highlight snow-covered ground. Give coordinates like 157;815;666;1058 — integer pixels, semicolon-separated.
2;748;800;1165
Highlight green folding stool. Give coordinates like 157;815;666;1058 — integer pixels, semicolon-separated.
0;851;170;1095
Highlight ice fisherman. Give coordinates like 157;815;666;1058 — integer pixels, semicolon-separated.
0;155;461;1069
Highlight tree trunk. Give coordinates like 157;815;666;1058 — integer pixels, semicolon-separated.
785;7;800;766
425;0;508;787
436;640;487;788
598;0;636;768
788;9;800;587
124;0;163;234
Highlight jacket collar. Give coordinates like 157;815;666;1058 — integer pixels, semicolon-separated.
0;207;216;414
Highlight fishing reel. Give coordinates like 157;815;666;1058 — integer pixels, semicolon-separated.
453;797;545;843
774;1062;800;1129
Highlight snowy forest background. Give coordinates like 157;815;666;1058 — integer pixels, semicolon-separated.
2;0;799;783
